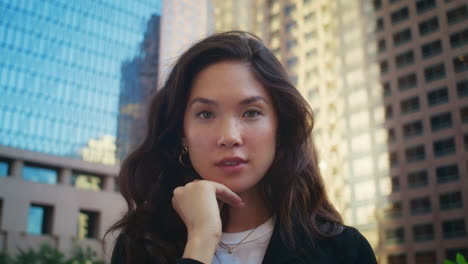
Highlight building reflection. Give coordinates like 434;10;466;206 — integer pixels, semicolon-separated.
117;15;161;162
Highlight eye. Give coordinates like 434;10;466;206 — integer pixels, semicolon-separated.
243;110;261;118
197;111;213;119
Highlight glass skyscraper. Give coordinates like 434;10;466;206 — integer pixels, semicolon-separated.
0;1;162;165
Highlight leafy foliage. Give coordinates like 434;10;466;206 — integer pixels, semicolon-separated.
444;252;467;264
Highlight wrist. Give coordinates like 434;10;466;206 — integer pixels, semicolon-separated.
183;233;220;263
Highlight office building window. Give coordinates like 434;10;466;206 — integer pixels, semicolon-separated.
385;201;403;218
390;0;402;3
304;12;315;23
393;28;412;46
433;137;456;157
398;73;417;90
419;17;439;36
305;31;317;41
390;152;398;168
287;57;298;69
78;210;99;239
415;251;436;264
388;254;407;264
71;171;103;191
440;191;463;210
436;164;459;183
376;18;384;32
421;40;442;58
457;79;468;97
450;28;468;48
378;39;386;53
405;145;425;162
408;170;428;189
443;219;466;238
461;106;468;123
403;120;423;139
427;87;449;106
286;39;298;52
285;21;297;34
424;63;446;82
416;0;436;14
374;0;382;10
392;176;400;192
411;197;431;215
391;7;410;24
384;82;391;97
388;128;396;142
386;227;405;244
446;248;468;261
430;112;452;131
386;105;394;119
396;50;415;68
27;204;53;235
453;54;468;73
0;158;9;177
22;163;58;185
413;223;434;242
400;97;420;114
380;60;389;73
447;5;468;25
284;4;296;16
465;133;468;151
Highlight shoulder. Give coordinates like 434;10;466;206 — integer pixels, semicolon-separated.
311;225;378;264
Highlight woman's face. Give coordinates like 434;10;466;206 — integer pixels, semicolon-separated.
183;61;278;194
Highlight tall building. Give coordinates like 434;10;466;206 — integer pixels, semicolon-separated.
158;0;214;84
374;0;468;263
212;0;468;263
0;1;162;261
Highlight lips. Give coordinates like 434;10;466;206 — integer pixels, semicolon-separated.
215;157;248;166
215;157;248;173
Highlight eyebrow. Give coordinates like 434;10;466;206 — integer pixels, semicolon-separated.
189;96;270;107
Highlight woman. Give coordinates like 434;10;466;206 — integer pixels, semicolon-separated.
109;31;377;264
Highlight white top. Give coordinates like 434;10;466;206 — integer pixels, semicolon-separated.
213;217;275;264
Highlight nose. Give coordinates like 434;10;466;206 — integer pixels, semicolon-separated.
217;118;243;147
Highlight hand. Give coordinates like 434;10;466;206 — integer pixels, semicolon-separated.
172;180;244;263
172;180;244;238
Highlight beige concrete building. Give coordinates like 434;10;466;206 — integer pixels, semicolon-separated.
0;146;123;261
373;0;468;263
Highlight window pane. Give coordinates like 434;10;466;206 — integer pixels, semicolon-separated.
23;164;58;184
72;172;103;191
27;206;44;235
0;160;9;177
78;210;99;239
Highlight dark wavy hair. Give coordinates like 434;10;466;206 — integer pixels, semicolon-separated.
107;31;343;263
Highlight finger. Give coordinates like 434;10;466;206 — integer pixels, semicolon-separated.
210;182;245;208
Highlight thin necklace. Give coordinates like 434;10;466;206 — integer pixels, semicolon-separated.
218;226;258;254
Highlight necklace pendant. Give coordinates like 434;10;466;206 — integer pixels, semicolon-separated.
228;248;233;254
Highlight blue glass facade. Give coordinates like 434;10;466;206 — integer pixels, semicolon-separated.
0;1;162;164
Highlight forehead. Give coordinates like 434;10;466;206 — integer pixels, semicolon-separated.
189;61;270;100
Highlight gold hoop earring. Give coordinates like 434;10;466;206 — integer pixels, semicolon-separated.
178;146;189;167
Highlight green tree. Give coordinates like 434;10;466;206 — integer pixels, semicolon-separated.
444;253;467;264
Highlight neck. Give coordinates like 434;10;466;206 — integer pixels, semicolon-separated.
223;187;272;233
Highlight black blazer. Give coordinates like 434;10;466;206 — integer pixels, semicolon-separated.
111;224;377;264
